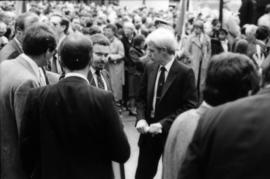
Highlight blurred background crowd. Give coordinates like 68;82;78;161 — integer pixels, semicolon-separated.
0;0;269;107
0;1;270;179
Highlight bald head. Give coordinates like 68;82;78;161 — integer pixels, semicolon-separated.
59;33;93;71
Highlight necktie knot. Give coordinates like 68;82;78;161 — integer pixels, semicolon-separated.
160;66;166;72
95;70;101;76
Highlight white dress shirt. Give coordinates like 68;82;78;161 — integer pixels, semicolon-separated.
151;58;175;118
65;72;90;85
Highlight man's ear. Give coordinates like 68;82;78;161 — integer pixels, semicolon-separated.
58;55;64;67
15;27;24;39
60;25;66;33
89;53;93;65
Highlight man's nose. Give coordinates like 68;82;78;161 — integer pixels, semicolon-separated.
100;55;107;61
146;51;152;58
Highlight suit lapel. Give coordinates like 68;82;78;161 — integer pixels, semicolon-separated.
160;60;178;101
87;71;97;87
257;87;270;96
101;70;112;92
147;63;159;104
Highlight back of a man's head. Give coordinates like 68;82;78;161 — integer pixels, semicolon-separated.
15;12;39;33
256;25;270;41
59;33;93;71
203;52;259;106
233;39;249;55
22;23;57;57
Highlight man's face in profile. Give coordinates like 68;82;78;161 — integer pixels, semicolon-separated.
92;44;110;70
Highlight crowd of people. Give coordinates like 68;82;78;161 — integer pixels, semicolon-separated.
0;0;270;179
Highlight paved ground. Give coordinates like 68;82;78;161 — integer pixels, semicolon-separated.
120;111;162;179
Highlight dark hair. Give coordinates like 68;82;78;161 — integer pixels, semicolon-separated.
15;12;39;32
85;18;93;27
218;28;228;35
82;25;101;36
203;52;259;106
59;33;92;70
104;24;117;34
23;23;56;56
265;4;270;13
241;26;246;35
233;39;248;54
262;55;270;86
90;33;110;46
142;16;147;24
133;34;145;47
255;26;270;41
60;17;70;34
211;18;220;26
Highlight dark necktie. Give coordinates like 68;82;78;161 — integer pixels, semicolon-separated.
155;66;166;107
95;70;105;90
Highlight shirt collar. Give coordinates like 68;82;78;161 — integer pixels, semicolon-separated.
265;84;270;89
90;66;96;75
65;72;89;84
161;57;175;72
197;101;212;115
20;53;40;76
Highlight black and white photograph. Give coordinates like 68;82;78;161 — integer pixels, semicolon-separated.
0;0;270;179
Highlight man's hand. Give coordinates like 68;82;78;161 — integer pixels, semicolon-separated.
136;119;149;134
148;123;162;135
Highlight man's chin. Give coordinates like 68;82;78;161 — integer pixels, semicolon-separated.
97;65;105;69
95;66;104;70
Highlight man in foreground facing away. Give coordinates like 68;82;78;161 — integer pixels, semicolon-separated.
178;54;270;178
20;33;130;179
163;52;260;179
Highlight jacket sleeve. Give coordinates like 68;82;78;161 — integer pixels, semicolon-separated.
14;80;38;134
20;89;40;176
109;40;125;61
135;65;148;124
177;109;214;179
103;92;130;163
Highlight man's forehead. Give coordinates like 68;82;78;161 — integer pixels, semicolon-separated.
147;42;157;50
93;44;110;53
50;15;61;22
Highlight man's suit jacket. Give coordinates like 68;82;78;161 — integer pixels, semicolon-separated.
0;38;60;84
179;88;270;179
87;69;113;92
20;76;130;179
0;38;23;63
136;59;198;146
0;55;43;179
88;69;126;178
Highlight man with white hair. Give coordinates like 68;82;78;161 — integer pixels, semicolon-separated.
135;28;198;179
222;0;241;49
258;4;270;29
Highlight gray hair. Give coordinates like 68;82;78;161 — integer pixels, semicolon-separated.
145;28;177;55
